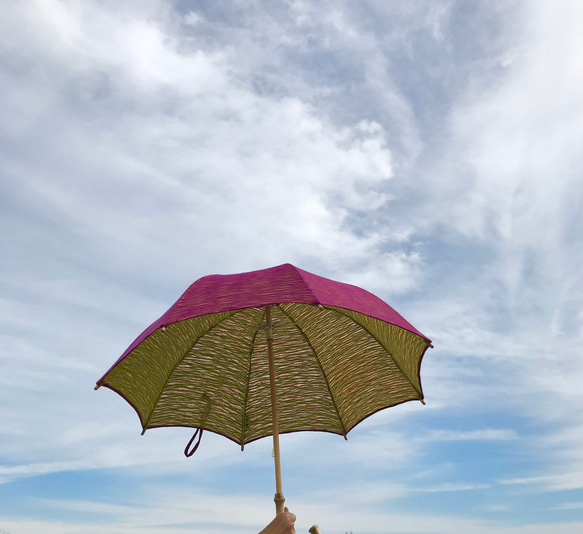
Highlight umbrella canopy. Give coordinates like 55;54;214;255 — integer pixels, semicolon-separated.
96;263;432;515
97;263;431;442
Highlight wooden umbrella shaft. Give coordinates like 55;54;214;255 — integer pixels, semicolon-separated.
265;305;285;515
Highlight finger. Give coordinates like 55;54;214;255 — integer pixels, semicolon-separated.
284;507;289;513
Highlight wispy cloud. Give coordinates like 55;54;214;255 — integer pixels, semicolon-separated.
426;429;518;441
417;483;491;493
1;1;425;302
1;0;582;533
552;502;583;511
499;472;583;492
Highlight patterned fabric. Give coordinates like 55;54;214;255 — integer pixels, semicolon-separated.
97;264;431;447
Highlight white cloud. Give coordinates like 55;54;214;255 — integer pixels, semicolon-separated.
443;1;583;264
183;11;203;27
0;0;420;291
499;472;583;492
417;483;490;492
552;502;583;511
401;0;583;488
4;490;583;534
1;1;583;533
426;429;518;441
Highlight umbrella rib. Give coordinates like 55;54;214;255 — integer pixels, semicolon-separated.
142;310;239;431
240;309;265;448
330;306;424;399
277;305;348;438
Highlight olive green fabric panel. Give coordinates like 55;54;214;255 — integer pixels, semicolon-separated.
281;303;419;433
147;308;264;439
144;305;343;445
238;319;272;443
104;311;234;427
104;302;426;445
332;307;427;396
243;305;343;443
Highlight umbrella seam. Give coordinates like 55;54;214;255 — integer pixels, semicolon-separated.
291;265;430;342
329;306;424;399
240;309;265;447
290;264;319;303
278;304;348;438
142;310;239;430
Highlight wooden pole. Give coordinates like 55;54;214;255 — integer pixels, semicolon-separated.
265;305;285;515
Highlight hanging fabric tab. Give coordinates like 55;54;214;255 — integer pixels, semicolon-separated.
184;427;203;457
184;392;211;457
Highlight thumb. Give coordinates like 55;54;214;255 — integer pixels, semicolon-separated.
284;507;296;523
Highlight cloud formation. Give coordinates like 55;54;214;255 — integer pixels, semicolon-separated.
1;1;582;533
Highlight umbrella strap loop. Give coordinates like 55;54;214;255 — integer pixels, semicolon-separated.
184;393;211;457
184;427;203;457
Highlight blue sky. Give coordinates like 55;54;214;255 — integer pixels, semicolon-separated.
1;1;582;533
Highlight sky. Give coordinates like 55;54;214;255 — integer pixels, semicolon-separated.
1;0;582;533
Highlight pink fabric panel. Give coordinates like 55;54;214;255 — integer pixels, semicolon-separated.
111;264;429;369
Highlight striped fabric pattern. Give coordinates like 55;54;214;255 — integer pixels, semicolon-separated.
98;264;431;447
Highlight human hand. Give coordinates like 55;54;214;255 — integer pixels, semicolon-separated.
258;507;296;534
